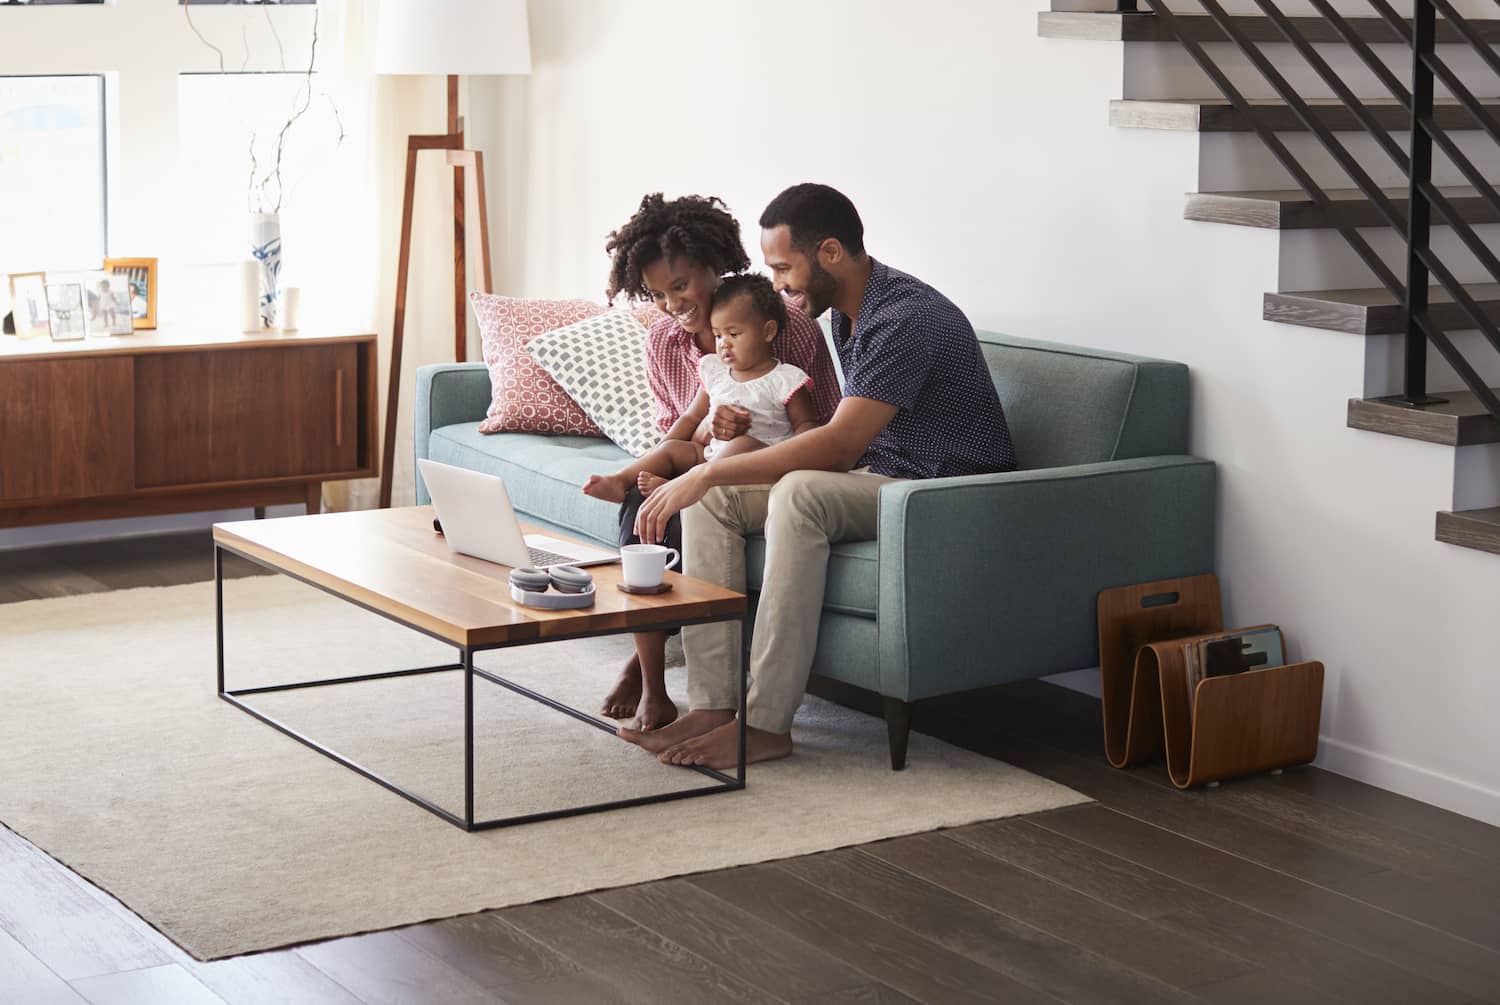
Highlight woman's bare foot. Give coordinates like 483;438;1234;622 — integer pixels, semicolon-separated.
637;471;668;496
659;721;792;769
582;473;629;503
599;654;642;719
629;692;678;732
619;708;733;753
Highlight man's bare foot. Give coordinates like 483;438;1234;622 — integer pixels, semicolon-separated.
629;693;678;732
637;471;668;496
660;721;792;769
599;655;642;719
619;708;732;753
582;473;629;503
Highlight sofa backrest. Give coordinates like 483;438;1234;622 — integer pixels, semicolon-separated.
975;331;1190;470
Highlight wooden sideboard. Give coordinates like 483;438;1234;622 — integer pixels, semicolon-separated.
0;329;377;529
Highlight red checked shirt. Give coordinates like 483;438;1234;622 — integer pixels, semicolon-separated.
644;301;842;435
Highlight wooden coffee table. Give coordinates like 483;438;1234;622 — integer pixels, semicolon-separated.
212;506;747;831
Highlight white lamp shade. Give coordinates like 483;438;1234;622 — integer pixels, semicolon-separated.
375;0;532;76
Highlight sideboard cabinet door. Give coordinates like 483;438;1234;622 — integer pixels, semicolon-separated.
134;345;360;487
0;358;135;502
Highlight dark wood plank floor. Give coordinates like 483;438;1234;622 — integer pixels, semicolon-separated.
3;530;1498;1005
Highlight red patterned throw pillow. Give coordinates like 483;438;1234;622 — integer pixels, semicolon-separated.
472;293;607;436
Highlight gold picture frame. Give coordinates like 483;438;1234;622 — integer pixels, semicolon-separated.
103;257;158;330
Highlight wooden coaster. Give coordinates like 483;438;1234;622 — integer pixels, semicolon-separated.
616;582;673;595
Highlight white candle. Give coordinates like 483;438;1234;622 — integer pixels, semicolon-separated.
240;259;263;332
281;286;302;332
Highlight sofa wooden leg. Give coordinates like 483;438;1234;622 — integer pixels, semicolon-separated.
884;697;911;771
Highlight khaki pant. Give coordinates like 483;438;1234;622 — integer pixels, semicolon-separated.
681;469;897;733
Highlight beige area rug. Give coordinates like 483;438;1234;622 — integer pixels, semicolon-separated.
0;575;1087;960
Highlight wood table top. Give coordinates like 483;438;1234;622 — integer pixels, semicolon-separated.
212;506;746;648
0;328;375;362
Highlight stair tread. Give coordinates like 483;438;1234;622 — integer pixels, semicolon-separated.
1187;187;1500;229
1265;285;1500;335
1436;507;1500;555
1349;389;1500;446
1278;284;1500;308
1040;11;1500;44
1112;97;1500;133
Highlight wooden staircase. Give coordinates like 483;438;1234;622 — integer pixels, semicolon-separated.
1040;3;1500;557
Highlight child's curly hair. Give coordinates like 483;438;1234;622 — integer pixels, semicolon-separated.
604;193;750;302
711;273;788;337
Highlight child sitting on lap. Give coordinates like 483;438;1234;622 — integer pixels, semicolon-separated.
582;273;818;731
583;272;818;504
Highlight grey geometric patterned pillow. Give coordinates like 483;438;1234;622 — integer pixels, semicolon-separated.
525;310;663;457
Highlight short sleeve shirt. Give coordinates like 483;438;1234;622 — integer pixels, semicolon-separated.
831;260;1017;479
643;301;841;434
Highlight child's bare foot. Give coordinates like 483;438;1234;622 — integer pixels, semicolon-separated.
629;693;678;732
583;473;628;503
600;655;642;719
637;471;668;496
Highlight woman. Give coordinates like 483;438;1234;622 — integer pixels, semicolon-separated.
598;193;842;730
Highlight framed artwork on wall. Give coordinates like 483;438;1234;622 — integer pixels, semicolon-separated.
7;272;49;338
104;257;157;329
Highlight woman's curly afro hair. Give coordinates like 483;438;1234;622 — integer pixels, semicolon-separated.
604;193;750;303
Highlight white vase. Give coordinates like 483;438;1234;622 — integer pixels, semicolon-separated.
250;212;283;328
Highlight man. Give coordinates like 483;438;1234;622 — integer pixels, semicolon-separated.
624;183;1017;768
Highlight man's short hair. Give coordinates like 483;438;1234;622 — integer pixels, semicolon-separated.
759;183;865;257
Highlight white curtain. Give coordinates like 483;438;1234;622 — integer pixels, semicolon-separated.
318;0;476;513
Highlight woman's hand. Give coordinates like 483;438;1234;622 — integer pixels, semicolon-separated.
635;464;711;544
710;404;752;441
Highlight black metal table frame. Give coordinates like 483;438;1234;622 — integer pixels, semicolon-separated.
214;543;747;832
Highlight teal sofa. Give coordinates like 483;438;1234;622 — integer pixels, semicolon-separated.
415;332;1216;768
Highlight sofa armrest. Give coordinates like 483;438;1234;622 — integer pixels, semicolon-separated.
876;456;1216;701
413;363;491;504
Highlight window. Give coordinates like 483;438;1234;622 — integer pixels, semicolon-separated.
0;75;105;312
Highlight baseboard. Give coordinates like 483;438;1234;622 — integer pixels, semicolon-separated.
0;505;305;551
1043;667;1102;698
1316;735;1500;828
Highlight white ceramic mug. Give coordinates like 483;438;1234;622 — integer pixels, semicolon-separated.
620;543;680;588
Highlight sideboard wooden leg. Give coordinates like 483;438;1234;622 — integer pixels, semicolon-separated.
305;482;322;515
253;506;266;520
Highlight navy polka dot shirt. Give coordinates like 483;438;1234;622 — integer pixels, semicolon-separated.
831;260;1017;480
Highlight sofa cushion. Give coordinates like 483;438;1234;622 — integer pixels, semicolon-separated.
747;536;878;620
526;310;663;458
975;331;1189;469
428;424;630;546
472;294;607;437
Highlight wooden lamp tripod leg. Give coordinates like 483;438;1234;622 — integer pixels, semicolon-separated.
379;140;421;510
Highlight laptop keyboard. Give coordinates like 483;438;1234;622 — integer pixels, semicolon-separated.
527;546;576;568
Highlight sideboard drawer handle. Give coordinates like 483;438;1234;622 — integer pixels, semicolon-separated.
334;368;344;448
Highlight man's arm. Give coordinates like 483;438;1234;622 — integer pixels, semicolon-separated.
634;396;896;544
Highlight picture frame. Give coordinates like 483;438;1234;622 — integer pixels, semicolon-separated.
44;282;86;341
103;257;157;330
7;272;50;339
106;274;135;335
80;270;115;338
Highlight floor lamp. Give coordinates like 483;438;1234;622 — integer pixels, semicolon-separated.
374;0;532;508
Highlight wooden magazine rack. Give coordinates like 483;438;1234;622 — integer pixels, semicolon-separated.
1097;574;1324;788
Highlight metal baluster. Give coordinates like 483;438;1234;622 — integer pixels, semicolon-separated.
1403;0;1445;406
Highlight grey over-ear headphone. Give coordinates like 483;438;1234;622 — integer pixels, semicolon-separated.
508;565;595;608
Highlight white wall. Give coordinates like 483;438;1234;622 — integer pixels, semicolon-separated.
473;0;1500;824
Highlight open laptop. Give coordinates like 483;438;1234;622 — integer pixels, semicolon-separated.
417;458;618;569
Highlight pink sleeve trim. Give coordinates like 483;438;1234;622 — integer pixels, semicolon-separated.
781;376;814;407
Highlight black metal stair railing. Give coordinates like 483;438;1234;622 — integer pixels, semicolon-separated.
1117;0;1500;420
